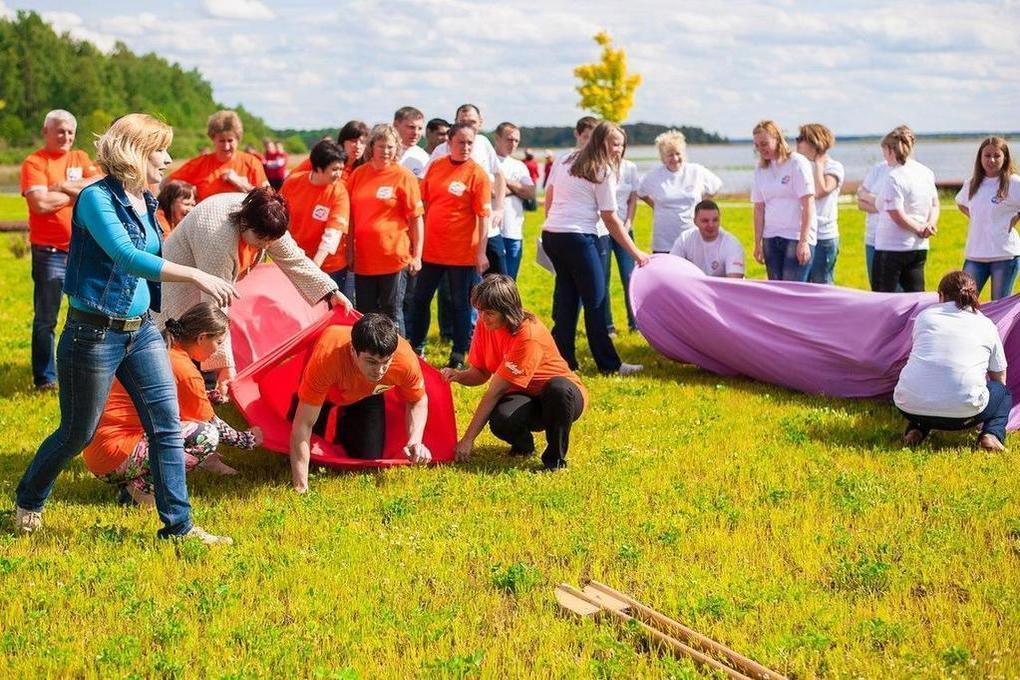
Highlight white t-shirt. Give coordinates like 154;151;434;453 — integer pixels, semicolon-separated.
957;174;1020;261
815;158;845;241
429;134;502;180
400;145;430;180
614;159;641;224
751;153;816;244
875;159;937;252
639;162;723;252
547;151;610;237
669;227;745;277
860;161;891;247
499;155;533;240
894;302;1006;418
542;158;617;235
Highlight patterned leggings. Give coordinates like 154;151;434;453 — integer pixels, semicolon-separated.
100;420;219;495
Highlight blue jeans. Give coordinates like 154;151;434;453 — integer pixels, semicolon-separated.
865;244;876;289
504;238;523;280
607;231;637;330
762;236;815;282
16;317;193;537
964;258;1020;301
543;231;621;372
328;268;348;293
31;246;67;386
808;237;839;284
356;271;405;331
407;263;476;356
485;234;508;276
899;380;1012;444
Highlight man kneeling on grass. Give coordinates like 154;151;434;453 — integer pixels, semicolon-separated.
289;314;431;492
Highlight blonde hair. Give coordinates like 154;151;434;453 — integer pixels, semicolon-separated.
881;125;915;165
207;110;243;140
655;129;687;162
798;123;834;154
969;136;1014;200
753;120;791;168
569;121;622;184
95;114;173;193
366;123;400;161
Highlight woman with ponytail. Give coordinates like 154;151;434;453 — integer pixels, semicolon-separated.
84;302;263;506
894;271;1010;451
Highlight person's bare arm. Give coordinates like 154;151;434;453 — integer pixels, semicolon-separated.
543;184;554;216
441;365;491;387
403;395;431;463
53;175;102;198
957;203;970;218
812;159;838;199
989;369;1007;384
625;192;638;230
475;214;490;274
857;188;878;213
491;169;507;228
796;195;815;265
507;176;535;201
602;210;648;266
289;401;322;492
752;202;765;264
24;189;71;214
408;214;424;273
453;374;514;461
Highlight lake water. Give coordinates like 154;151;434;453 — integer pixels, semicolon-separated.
543;139;982;195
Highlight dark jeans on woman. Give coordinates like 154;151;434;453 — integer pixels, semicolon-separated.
808;237;839;284
504;238;523;280
488;377;585;470
964;258;1020;301
762;236;815;282
356;271;405;329
485;234;508;276
872;249;926;293
31;246;68;387
899;380;1012;444
603;232;637;331
542;231;621;373
407;262;476;358
16;316;193;537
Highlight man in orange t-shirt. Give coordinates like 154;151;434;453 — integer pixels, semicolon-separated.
289;314;431;492
442;275;586;471
406;122;492;369
280;140;351;290
20;109;101;389
168;110;269;202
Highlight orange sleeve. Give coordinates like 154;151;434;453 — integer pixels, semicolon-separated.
473;168;492;217
247;156;269;186
169;156;202;184
394;346;426;402
178;373;215;422
297;335;340;406
20;155;46;194
496;334;543;389
406;171;424;218
331;184;350;233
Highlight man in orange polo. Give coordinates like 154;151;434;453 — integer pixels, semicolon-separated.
289;314;431;492
20;110;100;389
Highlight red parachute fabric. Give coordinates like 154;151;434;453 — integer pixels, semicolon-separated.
230;264;457;468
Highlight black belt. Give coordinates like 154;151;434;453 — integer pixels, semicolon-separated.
68;307;148;332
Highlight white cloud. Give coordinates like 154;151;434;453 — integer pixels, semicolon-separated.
201;0;275;20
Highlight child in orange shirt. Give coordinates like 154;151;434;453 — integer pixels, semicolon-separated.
442;275;586;471
83;303;262;506
406;122;492;368
168;110;269;201
289;314;431;492
280;140;351;290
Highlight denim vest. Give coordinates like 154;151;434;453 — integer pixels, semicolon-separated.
63;176;163;316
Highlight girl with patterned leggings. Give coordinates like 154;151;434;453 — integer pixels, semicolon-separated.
83;302;262;506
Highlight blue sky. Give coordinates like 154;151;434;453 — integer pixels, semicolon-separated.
9;0;1020;137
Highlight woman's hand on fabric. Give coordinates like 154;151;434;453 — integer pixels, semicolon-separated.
403;441;432;464
475;253;490;276
454;437;474;462
192;270;239;307
216;366;236;397
796;240;811;265
632;249;651;267
329;291;354;314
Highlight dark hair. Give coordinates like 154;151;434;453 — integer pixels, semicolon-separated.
163;301;229;346
938;270;980;311
694;199;720;217
351;313;399;356
230;186;289;241
337;120;369;169
309;139;346;172
575;116;598;136
394;106;424;123
471;274;534;334
156;179;196;226
447;121;476;142
426;118;450;134
495;121;519;137
455;103;481;118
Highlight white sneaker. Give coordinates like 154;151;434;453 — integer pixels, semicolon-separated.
618;362;644;376
14;506;42;533
182;525;233;546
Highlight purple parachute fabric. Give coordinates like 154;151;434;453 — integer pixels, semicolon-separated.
630;255;1020;431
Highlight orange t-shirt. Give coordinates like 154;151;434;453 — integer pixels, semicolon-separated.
421;157;492;266
20;148;99;250
297;325;426;407
83;347;215;475
347;163;423;276
237;240;261;279
468;316;588;408
280;171;350;273
168;151;268;202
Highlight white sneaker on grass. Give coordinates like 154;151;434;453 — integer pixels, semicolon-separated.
182;526;233;546
14;506;42;533
618;362;644;376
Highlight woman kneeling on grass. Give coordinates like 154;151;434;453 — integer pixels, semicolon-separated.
442;274;587;470
84;303;262;505
894;270;1010;451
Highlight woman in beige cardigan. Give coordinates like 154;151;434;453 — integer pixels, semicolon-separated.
160;188;352;394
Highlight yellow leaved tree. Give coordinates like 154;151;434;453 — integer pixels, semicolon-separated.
573;31;642;123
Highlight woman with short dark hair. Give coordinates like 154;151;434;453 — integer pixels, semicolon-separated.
155;179;197;235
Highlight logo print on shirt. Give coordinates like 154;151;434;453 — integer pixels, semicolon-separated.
312;204;329;221
448;181;467;197
780;175;791;185
66;166;83;181
376;186;394;200
991;196;1004;205
710;260;720;271
372;384;393;395
505;360;525;376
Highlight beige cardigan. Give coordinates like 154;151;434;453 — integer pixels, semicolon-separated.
157;192;338;372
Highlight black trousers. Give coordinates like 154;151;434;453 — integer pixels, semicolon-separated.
355;272;404;327
872;249;926;293
290;393;386;459
488;377;584;469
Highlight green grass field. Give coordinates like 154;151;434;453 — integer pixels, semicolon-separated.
1;197;1018;679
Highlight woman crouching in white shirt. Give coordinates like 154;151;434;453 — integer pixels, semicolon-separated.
957;136;1020;300
894;270;1010;451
